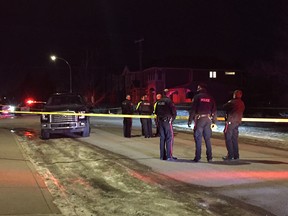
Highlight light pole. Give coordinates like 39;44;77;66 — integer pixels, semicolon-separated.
134;38;144;95
134;38;144;72
50;55;72;93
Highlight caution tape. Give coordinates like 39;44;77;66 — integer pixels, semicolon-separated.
0;110;155;118
241;117;288;123
1;110;288;123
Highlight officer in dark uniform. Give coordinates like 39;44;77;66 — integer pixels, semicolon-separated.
222;90;245;160
188;83;217;162
137;95;153;138
121;94;134;138
154;90;177;161
153;93;162;137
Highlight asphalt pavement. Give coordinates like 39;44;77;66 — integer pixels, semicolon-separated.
0;115;287;216
0;127;61;216
85;120;288;216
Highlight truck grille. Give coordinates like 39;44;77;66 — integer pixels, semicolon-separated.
51;111;77;123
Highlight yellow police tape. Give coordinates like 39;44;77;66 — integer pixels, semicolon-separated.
1;110;288;123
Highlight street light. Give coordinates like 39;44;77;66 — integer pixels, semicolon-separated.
50;55;72;93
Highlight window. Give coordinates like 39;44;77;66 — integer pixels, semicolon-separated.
209;71;217;79
225;71;236;75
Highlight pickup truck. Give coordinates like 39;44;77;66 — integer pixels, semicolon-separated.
40;93;90;139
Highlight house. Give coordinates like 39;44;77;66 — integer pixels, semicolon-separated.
120;66;243;105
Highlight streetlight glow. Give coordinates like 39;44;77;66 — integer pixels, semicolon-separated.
50;55;72;93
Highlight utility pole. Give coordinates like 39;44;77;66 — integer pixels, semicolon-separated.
134;38;144;97
134;38;144;72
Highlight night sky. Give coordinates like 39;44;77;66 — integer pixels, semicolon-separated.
0;0;286;102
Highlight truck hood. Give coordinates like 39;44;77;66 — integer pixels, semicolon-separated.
44;104;88;112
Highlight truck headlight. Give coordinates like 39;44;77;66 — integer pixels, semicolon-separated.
41;114;49;121
8;105;16;112
78;111;86;119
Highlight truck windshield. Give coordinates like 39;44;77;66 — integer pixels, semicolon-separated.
48;95;83;106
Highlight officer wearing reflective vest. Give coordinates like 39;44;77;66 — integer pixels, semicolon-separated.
188;83;217;162
153;93;162;137
154;90;177;161
136;95;145;136
137;95;153;138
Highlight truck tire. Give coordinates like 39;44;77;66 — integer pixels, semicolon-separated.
41;130;50;140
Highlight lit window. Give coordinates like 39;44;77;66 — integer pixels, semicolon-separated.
209;71;217;78
225;71;236;75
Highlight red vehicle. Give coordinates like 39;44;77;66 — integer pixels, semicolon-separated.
18;98;46;113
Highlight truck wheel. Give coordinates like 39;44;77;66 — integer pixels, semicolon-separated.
82;122;90;137
41;130;50;140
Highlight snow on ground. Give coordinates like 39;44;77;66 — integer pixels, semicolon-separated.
174;110;288;143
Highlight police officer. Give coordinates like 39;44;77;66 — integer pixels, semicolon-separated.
154;90;177;161
137;95;153;138
136;95;145;136
222;90;245;161
121;94;134;138
188;83;217;162
153;93;162;137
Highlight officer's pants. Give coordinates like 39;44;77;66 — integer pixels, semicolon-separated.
193;117;212;160
159;119;174;159
123;118;132;137
142;118;153;138
224;121;240;159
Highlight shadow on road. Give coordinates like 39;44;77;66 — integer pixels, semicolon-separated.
241;159;288;165
207;159;288;165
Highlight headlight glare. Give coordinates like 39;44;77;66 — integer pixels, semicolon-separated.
42;114;48;120
79;111;85;119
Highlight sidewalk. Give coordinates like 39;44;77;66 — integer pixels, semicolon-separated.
0;128;61;216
